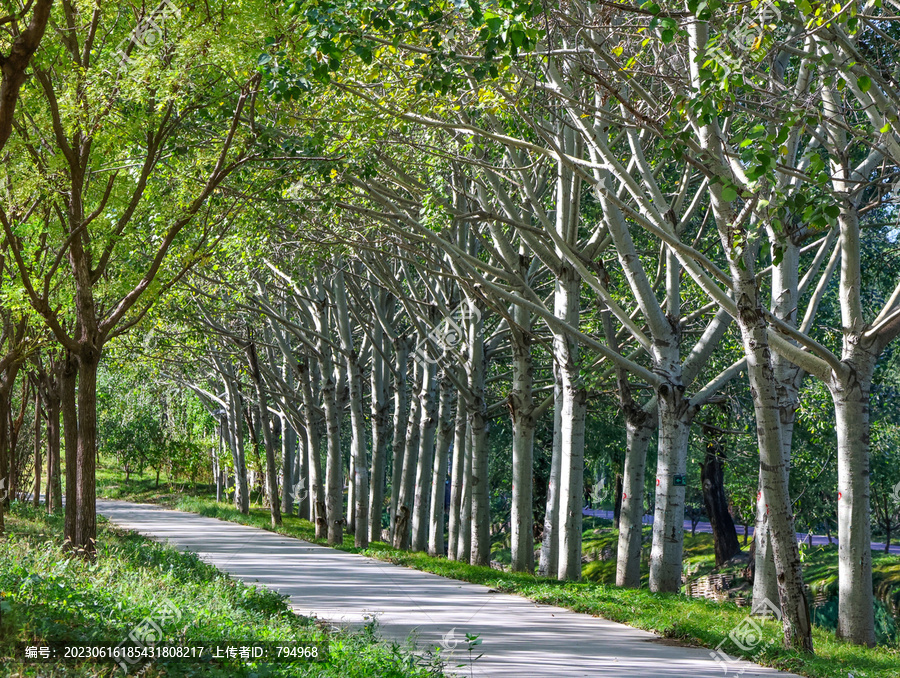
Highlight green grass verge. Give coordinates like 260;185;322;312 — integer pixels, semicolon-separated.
0;502;445;677
579;522;900;644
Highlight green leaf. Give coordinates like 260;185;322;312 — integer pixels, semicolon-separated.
858;75;872;93
772;246;784;267
721;186;738;202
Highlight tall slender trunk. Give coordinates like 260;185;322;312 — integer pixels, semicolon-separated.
754;237;802;615
389;340;409;541
616;410;653;587
448;389;466;560
346;353;369;548
555;266;586;581
687;16;811;648
313;281;343;545
649;387;693;592
298;361;326;537
457;419;473;563
33;389;41;507
412;361;438;551
47;387;62;513
334;264;369;548
321;363;343;545
509;305;535;573
394;361;422;550
281;415;294;515
224;374;249;515
0;360;25;532
61;353;78;545
216;420;224;503
368;313;390;543
832;346;877;647
347;452;355;535
752;411;798;611
296;426;309;519
7;380;29;501
0;384;9;533
74;351;99;554
428;369;454;556
245;342;281;526
731;259;812;651
467;302;491;566
539;374;562;576
335;361;350;534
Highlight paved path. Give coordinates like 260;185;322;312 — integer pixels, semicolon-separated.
583;508;900;555
97;500;802;678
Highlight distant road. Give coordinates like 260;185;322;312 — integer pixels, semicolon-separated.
583;508;900;556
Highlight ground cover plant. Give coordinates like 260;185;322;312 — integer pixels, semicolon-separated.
0;501;445;677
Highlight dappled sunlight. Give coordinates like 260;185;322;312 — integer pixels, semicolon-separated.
99;500;801;677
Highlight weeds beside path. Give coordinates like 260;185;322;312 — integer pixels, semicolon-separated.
0;502;444;677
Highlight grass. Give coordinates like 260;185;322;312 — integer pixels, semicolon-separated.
580;522;900;620
96;465;900;678
0;501;446;677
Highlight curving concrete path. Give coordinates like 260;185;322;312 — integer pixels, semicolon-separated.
97;499;802;677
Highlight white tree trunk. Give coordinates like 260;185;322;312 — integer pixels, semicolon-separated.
448;390;467;560
215;419;224;503
388;340;410;541
685;14;812;648
467;300;491;566
334;263;369;547
320;366;343;545
752;474;780;611
428;369;455;556
729;250;813;651
224;373;249;514
280;414;294;515
296;424;309;520
245;342;281;526
298;360;326;537
457;419;473;563
314;284;344;545
753;237;801;615
616;411;653;587
394;360;422;549
649;389;693;593
539;374;562;576
412;361;438;551
554;266;586;581
831;203;877;646
368;313;390;542
832;347;877;646
509;301;536;573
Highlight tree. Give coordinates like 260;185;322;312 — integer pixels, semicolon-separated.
0;0;274;553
